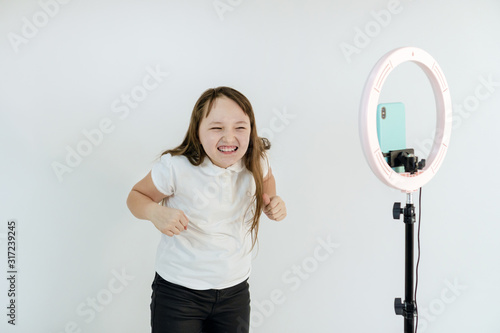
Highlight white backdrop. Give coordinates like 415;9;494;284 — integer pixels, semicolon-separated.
1;0;499;332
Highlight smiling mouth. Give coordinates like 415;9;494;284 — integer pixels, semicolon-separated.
217;146;238;152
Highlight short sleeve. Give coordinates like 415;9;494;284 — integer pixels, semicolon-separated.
261;153;270;178
151;154;176;196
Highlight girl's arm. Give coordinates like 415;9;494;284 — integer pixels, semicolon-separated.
127;172;189;236
263;167;276;197
262;168;287;221
127;171;166;220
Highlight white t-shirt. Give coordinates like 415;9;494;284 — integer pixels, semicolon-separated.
151;153;270;290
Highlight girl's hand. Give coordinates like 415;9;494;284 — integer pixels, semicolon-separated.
262;193;287;221
148;204;189;237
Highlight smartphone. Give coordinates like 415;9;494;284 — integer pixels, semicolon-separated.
377;102;406;173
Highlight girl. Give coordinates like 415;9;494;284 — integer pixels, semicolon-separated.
126;86;287;333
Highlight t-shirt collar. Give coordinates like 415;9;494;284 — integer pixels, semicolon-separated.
201;156;245;175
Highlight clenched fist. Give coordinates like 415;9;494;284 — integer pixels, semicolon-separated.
148;204;189;237
262;193;287;221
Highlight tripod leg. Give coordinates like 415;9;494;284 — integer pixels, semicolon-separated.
404;209;415;332
394;201;416;333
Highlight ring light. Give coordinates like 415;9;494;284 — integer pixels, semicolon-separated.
359;47;452;192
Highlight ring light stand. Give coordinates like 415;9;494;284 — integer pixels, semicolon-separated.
359;47;452;332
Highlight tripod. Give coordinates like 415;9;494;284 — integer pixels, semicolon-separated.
393;193;417;333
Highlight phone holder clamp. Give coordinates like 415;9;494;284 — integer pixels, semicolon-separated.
384;149;426;174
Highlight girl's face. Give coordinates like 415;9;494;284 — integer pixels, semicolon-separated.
198;96;251;169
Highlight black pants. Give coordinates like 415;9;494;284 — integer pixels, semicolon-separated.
150;273;250;333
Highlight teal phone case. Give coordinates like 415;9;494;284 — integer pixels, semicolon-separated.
377;102;406;172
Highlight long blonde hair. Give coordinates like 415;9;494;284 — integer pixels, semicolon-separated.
161;86;271;249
